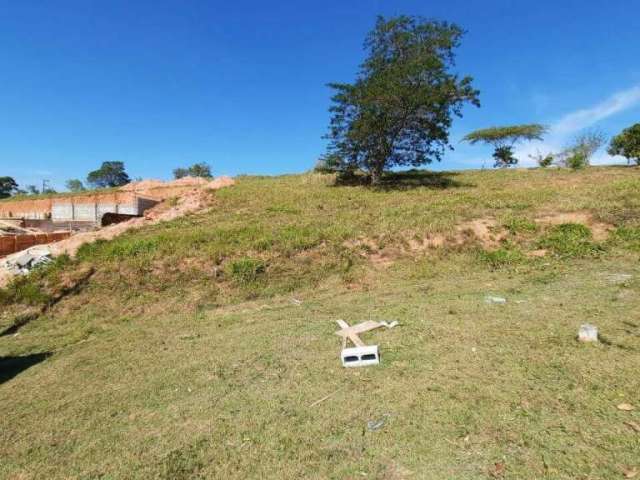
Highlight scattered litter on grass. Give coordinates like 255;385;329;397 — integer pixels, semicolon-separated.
624;421;640;433
367;413;391;431
622;467;638;479
290;298;303;306
336;319;396;367
379;320;399;329
578;324;599;343
617;403;635;411
604;273;633;284
309;387;344;408
485;295;506;304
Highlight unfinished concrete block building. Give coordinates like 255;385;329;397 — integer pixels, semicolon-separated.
0;193;158;224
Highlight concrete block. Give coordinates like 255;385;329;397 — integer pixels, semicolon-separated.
341;345;380;368
52;203;73;221
74;204;97;221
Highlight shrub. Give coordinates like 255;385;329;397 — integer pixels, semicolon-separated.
529;150;554;168
564;151;588;170
0;276;50;306
559;129;607;169
538;223;603;257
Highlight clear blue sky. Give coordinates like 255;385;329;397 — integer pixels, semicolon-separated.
2;0;639;190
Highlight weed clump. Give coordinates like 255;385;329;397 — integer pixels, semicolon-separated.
228;257;266;284
613;226;640;251
478;246;525;269
503;216;537;235
538;223;603;258
80;237;160;260
0;276;50;306
0;255;73;306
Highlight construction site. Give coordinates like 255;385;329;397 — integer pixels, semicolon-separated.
0;176;234;285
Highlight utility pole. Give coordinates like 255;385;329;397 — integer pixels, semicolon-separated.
42;179;49;193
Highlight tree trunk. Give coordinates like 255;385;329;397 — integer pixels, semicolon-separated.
369;164;384;186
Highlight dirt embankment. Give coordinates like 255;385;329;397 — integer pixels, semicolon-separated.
348;211;615;266
0;177;234;288
49;176;235;257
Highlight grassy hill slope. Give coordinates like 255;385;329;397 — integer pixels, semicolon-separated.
1;167;640;479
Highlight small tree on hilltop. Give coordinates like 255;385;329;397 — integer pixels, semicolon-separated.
65;179;86;192
173;167;189;179
529;150;555;168
559;129;607;170
173;162;212;179
463;124;547;168
0;176;18;199
324;15;480;185
87;161;131;188
608;123;640;165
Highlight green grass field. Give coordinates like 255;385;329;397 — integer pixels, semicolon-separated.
1;167;640;479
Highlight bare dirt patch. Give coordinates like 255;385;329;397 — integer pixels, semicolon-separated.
348;211;614;266
455;218;507;249
347;217;508;266
534;212;613;241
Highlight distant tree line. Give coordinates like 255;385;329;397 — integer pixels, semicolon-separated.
1;161;214;199
173;162;212;179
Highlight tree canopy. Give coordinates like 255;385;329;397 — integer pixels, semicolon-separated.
608;123;640;165
463;124;547;147
324;15;480;184
66;179;86;192
87;162;131;188
463;124;547;168
0;176;18;199
173;162;213;179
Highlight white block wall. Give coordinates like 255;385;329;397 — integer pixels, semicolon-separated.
73;204;97;221
96;203;117;219
51;197;158;222
52;203;73;220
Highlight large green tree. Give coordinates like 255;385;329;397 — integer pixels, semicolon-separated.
608;123;640;165
463;124;547;168
0;176;18;199
87;161;131;188
324;15;480;185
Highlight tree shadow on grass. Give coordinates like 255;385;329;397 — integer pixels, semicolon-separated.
333;169;475;190
0;352;51;385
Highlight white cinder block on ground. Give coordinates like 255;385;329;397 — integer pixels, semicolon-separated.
578;324;598;342
341;345;380;367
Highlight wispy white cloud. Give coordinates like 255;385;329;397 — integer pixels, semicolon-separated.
515;83;640;167
552;85;640;135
